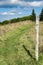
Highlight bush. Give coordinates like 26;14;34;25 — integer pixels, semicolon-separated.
10;16;31;23
2;20;9;25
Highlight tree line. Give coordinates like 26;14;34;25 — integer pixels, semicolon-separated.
0;8;43;25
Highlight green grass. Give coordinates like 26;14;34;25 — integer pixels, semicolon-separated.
0;21;43;65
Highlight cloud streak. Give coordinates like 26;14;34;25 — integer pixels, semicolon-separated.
0;9;22;15
28;1;43;7
0;0;43;7
0;12;15;15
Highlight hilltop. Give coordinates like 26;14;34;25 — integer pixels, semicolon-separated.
0;20;43;65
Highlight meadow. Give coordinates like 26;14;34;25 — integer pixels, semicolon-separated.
0;20;43;65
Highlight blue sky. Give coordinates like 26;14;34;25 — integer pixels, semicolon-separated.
0;0;43;22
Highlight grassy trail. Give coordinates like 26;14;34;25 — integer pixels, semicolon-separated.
0;22;43;65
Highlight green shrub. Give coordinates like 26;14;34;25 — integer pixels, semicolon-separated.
2;20;9;25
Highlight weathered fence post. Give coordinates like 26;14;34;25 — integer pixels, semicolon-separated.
35;16;39;61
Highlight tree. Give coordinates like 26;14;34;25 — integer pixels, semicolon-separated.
40;8;43;21
31;9;36;21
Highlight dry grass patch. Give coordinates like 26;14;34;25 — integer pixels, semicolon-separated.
0;20;33;36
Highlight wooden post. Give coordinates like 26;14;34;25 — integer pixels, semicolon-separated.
35;16;39;61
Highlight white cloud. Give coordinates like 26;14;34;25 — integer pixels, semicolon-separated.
18;1;43;7
18;12;22;14
0;0;43;7
1;12;15;15
0;0;19;5
2;12;8;15
10;0;19;3
0;12;15;15
9;12;15;15
28;1;43;7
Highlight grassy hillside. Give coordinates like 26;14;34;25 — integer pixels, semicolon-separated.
0;21;43;65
